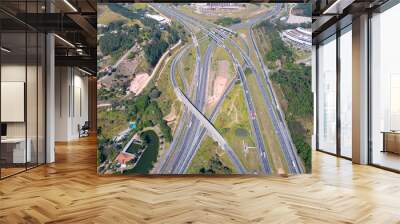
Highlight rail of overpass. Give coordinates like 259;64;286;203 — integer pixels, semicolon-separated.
173;87;247;174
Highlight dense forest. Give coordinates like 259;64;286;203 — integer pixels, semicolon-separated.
265;30;294;64
107;3;158;28
99;5;185;68
270;63;312;172
99;23;139;55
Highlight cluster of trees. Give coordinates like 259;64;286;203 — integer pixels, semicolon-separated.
215;17;241;27
293;4;312;17
107;3;158;28
257;20;312;172
276;21;311;30
97;127;119;165
97;87;125;101
292;132;312;173
144;39;169;66
264;26;294;64
99;21;141;56
257;16;310;33
143;23;184;66
124;91;173;142
102;5;186;69
270;63;312;117
199;155;232;174
244;67;252;76
99;32;135;56
270;63;312;172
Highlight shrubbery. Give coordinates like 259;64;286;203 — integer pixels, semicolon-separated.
215;17;241;27
124;93;173;143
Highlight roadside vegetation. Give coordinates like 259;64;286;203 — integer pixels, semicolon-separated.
189;84;260;173
98;4;186;67
187;136;237;174
255;20;312;172
293;4;312;17
199;155;232;174
215;17;241;27
97;4;186;172
122;92;173;142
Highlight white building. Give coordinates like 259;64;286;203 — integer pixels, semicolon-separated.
193;3;240;14
145;13;170;24
282;27;311;49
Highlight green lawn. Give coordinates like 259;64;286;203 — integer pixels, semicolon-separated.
97;108;129;140
152;44;183;117
213;84;261;172
187;136;238;174
179;46;196;91
188;84;261;173
246;74;288;173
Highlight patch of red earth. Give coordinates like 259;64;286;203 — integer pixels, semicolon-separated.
208;76;228;105
207;60;230;106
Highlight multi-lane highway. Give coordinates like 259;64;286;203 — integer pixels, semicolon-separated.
151;3;305;174
152;7;247;174
158;4;273;174
178;4;305;174
249;25;304;173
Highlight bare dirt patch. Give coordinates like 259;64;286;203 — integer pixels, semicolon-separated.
129;72;151;95
117;57;139;77
207;60;230;106
164;104;177;123
98;75;113;89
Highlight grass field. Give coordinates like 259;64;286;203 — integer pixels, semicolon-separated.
246;74;289;173
199;38;210;62
204;46;235;116
188;84;262;173
131;3;147;10
233;28;250;55
97;108;129;140
224;39;245;66
98;5;143;27
211;46;234;72
187;136;238;174
98;5;129;25
214;84;261;172
179;46;196;92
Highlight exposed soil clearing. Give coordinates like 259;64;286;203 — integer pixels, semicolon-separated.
129;72;151;95
207;60;230;106
164;104;177;123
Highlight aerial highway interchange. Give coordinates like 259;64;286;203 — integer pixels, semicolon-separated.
97;3;311;175
152;3;305;174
